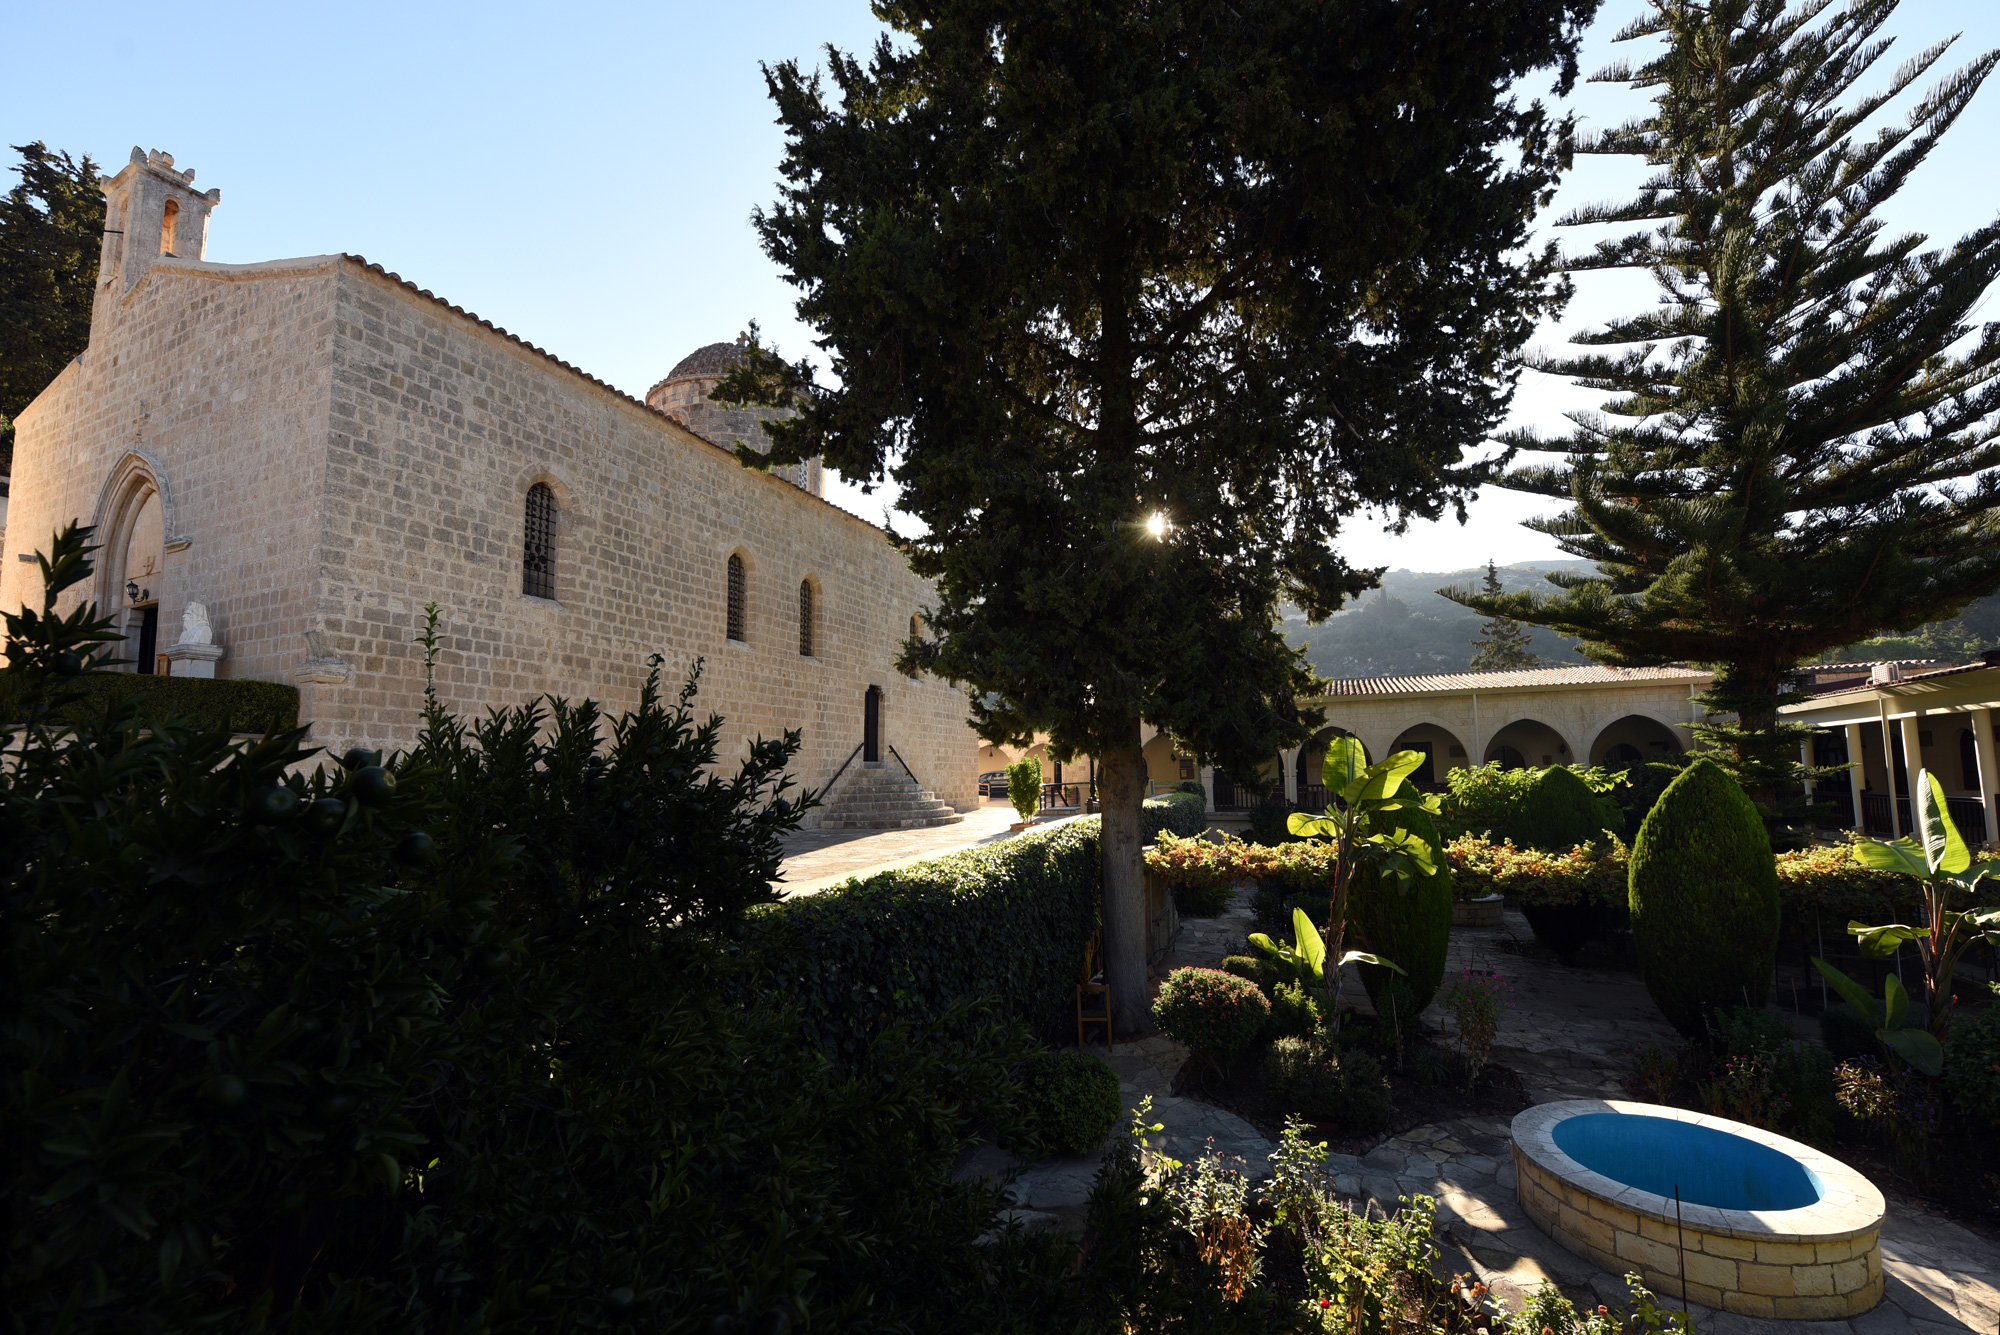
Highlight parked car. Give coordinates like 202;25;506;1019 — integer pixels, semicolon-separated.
979;770;1009;797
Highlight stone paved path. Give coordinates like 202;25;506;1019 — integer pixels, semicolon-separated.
774;801;1025;897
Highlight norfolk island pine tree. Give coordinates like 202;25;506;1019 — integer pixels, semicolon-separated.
1448;0;2000;830
718;0;1600;1032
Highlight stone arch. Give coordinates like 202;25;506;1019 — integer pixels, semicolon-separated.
1483;717;1574;770
1588;713;1684;768
1388;721;1471;788
91;452;176;670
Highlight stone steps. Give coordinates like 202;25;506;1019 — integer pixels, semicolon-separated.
818;760;964;830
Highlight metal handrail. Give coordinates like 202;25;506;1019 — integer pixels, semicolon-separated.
885;743;920;787
823;741;866;797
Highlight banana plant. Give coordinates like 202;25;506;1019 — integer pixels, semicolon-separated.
1813;769;2000;1060
1248;906;1403;995
1811;961;1945;1076
1283;738;1427;1027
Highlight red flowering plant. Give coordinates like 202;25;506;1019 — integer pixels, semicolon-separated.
1153;967;1269;1070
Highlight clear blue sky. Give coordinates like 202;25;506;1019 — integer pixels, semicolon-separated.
6;0;1997;574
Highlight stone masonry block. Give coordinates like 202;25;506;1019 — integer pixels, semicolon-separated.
1682;1251;1738;1291
1831;1256;1869;1293
1773;1294;1860;1321
1754;1240;1818;1266
1613;1229;1680;1275
1791;1263;1835;1296
1737;1262;1798;1298
1722;1290;1776;1318
1558;1203;1616;1252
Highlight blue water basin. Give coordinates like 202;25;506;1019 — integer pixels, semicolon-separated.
1551;1113;1822;1211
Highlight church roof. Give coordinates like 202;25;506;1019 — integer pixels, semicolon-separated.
665;341;745;382
1315;664;1710;698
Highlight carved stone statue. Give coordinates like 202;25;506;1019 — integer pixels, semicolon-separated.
177;600;213;645
161;598;224;677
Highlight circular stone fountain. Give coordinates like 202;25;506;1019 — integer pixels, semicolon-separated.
1511;1100;1885;1320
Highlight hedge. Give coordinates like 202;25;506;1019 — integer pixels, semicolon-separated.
0;670;300;733
1444;832;2000;926
746;793;1207;1068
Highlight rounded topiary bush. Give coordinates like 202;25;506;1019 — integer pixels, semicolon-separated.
1515;765;1608;852
1628;757;1780;1041
1017;1049;1122;1156
1153;967;1270;1064
1260;1037;1389;1131
1263;981;1320;1041
1347;806;1453;1015
1220;953;1283;998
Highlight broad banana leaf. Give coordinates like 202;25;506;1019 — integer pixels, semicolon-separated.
1853;838;1933;880
1354;750;1426;803
1849;921;1923;959
1339;950;1405;974
1288;810;1344;838
1292;908;1327;981
1882;972;1910;1030
1881;1026;1944;1077
1322;736;1370;801
1812;957;1882;1022
1914;771;1972;876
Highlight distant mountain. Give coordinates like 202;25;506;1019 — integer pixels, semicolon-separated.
1281;562;2000;681
1282;562;1594;680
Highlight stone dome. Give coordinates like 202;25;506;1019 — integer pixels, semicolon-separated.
663;341;745;384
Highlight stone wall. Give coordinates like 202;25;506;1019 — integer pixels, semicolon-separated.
4;252;977;817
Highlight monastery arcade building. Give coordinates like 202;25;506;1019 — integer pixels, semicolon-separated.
2;148;978;823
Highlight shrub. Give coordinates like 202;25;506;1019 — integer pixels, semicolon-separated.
1259;1038;1389;1130
1017;1049;1123;1157
1220;953;1283;997
1440;761;1626;840
1264;981;1320;1041
1153;968;1269;1065
1143;787;1210;838
1709;1006;1837;1141
1629;758;1782;1041
1175;778;1207;801
1346;804;1454;1014
1516;763;1614;851
0;667;301;731
1945;988;2000;1129
750;821;1101;1068
1443;968;1511;1093
6;528;1046;1330
1006;754;1043;821
1145;831;1236;916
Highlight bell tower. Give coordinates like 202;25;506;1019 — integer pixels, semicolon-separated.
94;148;221;325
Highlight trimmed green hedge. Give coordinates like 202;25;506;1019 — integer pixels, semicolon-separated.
747;795;1206;1068
0;670;299;733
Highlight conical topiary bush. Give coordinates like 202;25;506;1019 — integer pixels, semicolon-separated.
1628;757;1780;1041
1348;806;1453;1017
1515;765;1608;851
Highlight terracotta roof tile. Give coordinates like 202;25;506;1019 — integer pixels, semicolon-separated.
1314;664;1710;698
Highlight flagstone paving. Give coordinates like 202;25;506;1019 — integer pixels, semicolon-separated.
959;888;2000;1330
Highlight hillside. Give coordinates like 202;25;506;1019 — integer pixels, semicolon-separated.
1283;563;2000;680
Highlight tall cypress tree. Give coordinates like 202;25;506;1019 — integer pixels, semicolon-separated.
1450;0;2000;825
0;143;103;472
726;0;1598;1029
1468;561;1543;669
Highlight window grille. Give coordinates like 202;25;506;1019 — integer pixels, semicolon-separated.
523;482;556;599
798;580;814;657
727;554;747;642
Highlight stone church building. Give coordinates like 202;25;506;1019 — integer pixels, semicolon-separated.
2;148;977;823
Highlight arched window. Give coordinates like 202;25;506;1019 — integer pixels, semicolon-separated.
160;199;180;256
905;614;921;678
522;482;556;599
798;580;815;656
727;554;747;642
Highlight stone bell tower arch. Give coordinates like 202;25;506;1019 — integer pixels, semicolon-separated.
94;148;221;326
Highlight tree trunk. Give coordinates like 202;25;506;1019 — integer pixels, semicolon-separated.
1099;720;1151;1035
